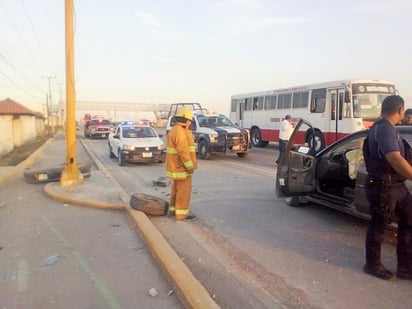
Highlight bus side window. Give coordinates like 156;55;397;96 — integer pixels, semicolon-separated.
310;88;326;113
253;97;264;110
311;98;326;113
245;98;252;111
311;99;317;112
253;97;258;110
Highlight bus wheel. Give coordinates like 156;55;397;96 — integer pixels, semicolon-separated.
251;128;268;147
306;130;325;153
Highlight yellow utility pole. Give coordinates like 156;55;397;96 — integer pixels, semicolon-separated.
61;0;83;187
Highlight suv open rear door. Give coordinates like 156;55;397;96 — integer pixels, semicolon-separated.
276;119;318;198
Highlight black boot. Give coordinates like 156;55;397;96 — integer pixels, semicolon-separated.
363;263;394;280
184;214;196;220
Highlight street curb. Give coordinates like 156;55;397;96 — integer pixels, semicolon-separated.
44;182;126;210
126;207;220;309
44;137;221;309
0;136;54;186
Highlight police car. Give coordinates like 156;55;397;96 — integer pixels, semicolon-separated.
276;118;412;220
108;121;166;166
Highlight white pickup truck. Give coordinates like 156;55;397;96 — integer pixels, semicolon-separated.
166;103;251;160
108;122;166;166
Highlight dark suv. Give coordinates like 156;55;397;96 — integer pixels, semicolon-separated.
166;103;251;160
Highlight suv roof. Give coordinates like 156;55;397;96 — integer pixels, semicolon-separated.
167;103;208;118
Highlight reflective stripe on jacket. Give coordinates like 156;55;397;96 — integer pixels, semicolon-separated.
166;123;197;180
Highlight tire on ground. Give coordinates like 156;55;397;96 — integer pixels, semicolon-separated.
130;193;168;216
285;196;303;207
306;130;325;154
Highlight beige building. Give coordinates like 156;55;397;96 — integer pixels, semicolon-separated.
0;98;45;157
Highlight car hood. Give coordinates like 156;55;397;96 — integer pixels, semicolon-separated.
121;137;164;147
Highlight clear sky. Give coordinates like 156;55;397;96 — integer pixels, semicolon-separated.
0;0;411;116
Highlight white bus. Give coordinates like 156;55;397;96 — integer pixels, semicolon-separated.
230;79;397;150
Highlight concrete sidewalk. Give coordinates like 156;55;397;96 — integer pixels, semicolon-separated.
0;131;219;309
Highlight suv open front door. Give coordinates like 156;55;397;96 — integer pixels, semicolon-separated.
276;119;318;198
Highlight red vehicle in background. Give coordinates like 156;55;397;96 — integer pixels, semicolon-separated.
83;113;92;122
84;117;114;139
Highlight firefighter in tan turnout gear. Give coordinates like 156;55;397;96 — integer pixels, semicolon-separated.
166;108;198;220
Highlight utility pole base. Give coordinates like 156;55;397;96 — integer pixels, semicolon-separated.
60;164;84;188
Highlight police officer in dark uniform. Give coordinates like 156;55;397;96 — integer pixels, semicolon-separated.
363;95;412;280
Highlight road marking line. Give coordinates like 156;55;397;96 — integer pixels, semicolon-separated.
208;160;276;177
17;260;28;292
41;214;122;309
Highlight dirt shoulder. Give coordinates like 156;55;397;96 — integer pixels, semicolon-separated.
0;134;50;166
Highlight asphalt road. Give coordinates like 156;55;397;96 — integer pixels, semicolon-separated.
0;133;182;309
84;130;412;309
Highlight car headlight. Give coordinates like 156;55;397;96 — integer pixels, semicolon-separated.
158;143;166;151
123;145;135;151
209;134;218;142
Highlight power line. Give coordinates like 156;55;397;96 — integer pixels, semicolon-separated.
0;51;45;93
0;0;58;105
0;28;41;77
0;67;43;100
0;0;44;73
19;0;52;73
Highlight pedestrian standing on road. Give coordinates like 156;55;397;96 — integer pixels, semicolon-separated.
166;108;198;221
400;108;412;125
363;94;412;280
276;114;295;164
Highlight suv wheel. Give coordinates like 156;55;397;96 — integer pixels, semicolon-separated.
109;145;115;158
285;196;305;207
198;140;211;160
118;150;125;166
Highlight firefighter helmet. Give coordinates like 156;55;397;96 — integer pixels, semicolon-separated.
176;108;193;121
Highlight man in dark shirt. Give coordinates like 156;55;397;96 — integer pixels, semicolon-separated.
363;95;412;280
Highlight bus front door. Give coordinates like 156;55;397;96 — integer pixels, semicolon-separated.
327;88;345;143
236;100;244;127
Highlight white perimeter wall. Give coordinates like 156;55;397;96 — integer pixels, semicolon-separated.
0;115;14;157
0;115;45;157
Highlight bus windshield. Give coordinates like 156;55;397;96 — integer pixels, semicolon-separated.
353;94;388;120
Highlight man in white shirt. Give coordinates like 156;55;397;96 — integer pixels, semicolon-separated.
276;114;295;164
